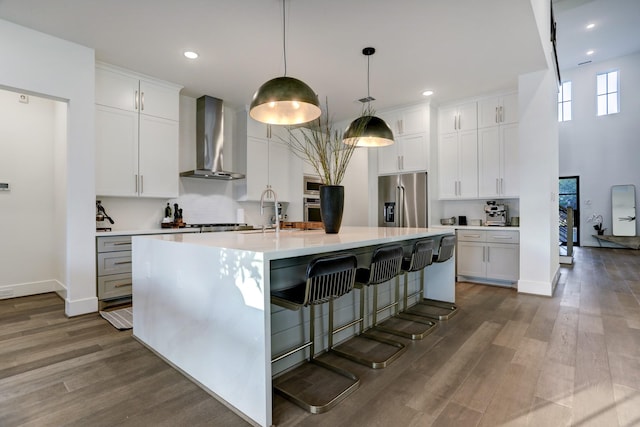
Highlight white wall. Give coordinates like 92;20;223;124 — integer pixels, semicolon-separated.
0;19;95;315
0;90;57;294
559;52;640;246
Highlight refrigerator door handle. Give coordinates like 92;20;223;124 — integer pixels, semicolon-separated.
399;185;406;227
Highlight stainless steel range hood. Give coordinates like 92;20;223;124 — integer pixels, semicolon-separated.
180;95;245;180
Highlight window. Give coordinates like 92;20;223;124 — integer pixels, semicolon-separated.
558;81;572;122
597;70;619;116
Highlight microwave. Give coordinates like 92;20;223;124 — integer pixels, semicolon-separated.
303;175;323;196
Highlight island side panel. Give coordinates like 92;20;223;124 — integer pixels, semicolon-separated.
424;252;456;303
132;236;271;427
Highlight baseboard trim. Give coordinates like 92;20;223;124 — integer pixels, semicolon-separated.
65;296;99;317
517;278;554;296
0;279;61;300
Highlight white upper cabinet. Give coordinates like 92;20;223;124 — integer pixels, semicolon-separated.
437;130;478;199
438;102;477;134
478;123;519;198
235;110;293;202
95;63;182;198
477;93;518;129
378;104;429;175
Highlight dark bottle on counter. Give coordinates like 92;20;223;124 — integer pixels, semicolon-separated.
165;203;172;218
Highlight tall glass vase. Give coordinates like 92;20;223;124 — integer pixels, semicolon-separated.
319;185;344;234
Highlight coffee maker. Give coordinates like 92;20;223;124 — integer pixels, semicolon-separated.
96;200;114;231
484;201;508;226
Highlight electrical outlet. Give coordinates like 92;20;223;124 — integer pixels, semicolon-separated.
19;94;29;104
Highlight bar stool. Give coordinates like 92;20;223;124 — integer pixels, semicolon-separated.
375;239;439;340
271;253;360;414
331;244;407;369
400;235;459;321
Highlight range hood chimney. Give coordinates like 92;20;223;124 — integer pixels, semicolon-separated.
180;95;245;180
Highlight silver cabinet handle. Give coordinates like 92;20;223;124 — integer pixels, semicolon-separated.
112;242;130;246
463;234;482;238
496;178;499;194
495;106;499;123
397;156;401;170
141;91;145;111
453;116;457;130
114;261;132;265
115;283;132;288
140;175;144;194
134;174;138;193
487;246;490;263
482;246;486;262
135;90;139;110
500;106;504;122
500;178;504;194
492;235;513;240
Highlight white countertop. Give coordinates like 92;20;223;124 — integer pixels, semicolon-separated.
134;226;455;260
430;225;520;231
96;228;201;237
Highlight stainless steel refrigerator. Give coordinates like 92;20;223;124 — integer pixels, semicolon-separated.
378;172;428;227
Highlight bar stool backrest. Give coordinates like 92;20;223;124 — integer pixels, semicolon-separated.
367;245;403;285
434;235;456;263
305;254;358;306
406;239;435;272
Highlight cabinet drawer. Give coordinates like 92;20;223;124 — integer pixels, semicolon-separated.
97;236;132;252
97;251;132;275
456;230;486;242
97;273;132;300
485;230;519;244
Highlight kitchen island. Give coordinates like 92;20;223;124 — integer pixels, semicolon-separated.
132;226;455;427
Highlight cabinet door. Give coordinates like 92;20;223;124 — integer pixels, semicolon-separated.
500;124;519;197
397;105;426;135
398;134;427;173
486;243;519;281
438;106;458;134
245;136;270;200
139;79;180;121
95;105;138;197
458;130;478;198
500;93;518;125
478;127;501;198
378;143;399;175
138;115;179;198
477;96;501;129
268;139;291;202
457;102;478;131
95;68;139;112
457;241;486;277
437;133;459;199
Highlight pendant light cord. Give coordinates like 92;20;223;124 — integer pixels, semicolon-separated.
282;0;287;77
367;54;371;101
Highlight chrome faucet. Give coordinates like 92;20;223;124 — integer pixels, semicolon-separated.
259;185;279;234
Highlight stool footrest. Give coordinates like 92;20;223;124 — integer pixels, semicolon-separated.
273;359;360;414
330;333;406;369
406;299;459;320
374;315;438;340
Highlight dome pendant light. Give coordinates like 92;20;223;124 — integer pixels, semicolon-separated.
249;0;321;125
343;47;394;147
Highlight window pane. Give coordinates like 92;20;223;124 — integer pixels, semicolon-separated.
564;81;572;101
608;71;618;93
565;103;572;121
597;95;607;116
597;74;607;95
608;93;619;114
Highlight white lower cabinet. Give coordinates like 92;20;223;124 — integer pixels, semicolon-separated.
456;229;519;284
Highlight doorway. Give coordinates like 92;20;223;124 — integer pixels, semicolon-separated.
559;176;580;248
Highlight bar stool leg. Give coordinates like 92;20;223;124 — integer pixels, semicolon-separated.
400;270;459;321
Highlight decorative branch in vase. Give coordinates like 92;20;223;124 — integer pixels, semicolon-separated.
587;213;606;235
283;99;370;233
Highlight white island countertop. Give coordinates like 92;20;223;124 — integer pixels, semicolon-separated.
132;226;455;427
142;226;455;259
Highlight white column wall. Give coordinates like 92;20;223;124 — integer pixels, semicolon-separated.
0;19;96;315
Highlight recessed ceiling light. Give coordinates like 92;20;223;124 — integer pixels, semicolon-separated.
586;23;595;30
586;50;594;56
422;90;434;97
184;51;199;59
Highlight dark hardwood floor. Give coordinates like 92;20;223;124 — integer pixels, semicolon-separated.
1;247;639;426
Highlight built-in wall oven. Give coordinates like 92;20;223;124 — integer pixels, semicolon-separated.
303;198;321;222
303;175;322;197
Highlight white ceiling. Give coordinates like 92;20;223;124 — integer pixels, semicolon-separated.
0;0;637;122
